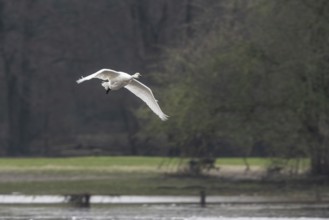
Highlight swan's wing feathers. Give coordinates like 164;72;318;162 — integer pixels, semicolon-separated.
125;79;168;121
76;69;121;84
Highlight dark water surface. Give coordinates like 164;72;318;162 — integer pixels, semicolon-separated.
0;203;328;220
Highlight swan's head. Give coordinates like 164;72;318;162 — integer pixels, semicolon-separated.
132;72;141;78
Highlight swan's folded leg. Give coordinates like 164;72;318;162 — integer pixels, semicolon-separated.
106;88;111;94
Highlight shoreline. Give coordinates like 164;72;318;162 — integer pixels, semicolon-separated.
0;194;328;205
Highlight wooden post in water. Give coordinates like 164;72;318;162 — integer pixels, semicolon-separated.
200;190;206;207
82;193;90;208
67;193;90;208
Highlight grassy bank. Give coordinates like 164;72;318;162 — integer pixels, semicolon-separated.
0;156;165;171
0;156;323;198
0;156;308;170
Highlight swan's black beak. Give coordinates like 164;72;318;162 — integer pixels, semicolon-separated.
106;88;111;94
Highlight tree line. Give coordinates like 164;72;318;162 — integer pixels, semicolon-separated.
139;0;329;176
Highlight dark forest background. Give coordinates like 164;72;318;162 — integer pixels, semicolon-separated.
0;0;329;176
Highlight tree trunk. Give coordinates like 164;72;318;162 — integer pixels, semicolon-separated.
310;141;329;176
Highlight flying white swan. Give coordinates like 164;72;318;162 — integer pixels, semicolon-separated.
76;68;168;121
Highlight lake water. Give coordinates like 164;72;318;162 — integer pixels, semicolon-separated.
0;203;328;220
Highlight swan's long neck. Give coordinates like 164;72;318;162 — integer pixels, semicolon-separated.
132;72;141;79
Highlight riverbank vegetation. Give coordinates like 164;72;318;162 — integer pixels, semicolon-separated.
0;156;326;199
0;1;328;199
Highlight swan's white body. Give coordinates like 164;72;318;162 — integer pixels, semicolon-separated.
77;69;168;121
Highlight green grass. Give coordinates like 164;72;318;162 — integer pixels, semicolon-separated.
0;156;317;196
0;156;309;169
0;156;164;168
216;157;310;168
217;158;269;166
0;156;172;173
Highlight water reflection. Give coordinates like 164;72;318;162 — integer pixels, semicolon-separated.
0;203;328;220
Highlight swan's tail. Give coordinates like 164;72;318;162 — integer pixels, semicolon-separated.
159;113;169;121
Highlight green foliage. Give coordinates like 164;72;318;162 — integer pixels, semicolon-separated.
139;0;329;175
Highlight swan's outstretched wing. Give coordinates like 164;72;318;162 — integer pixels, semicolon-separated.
125;79;168;121
76;69;121;84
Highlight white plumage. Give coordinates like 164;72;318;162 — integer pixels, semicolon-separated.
77;68;168;121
